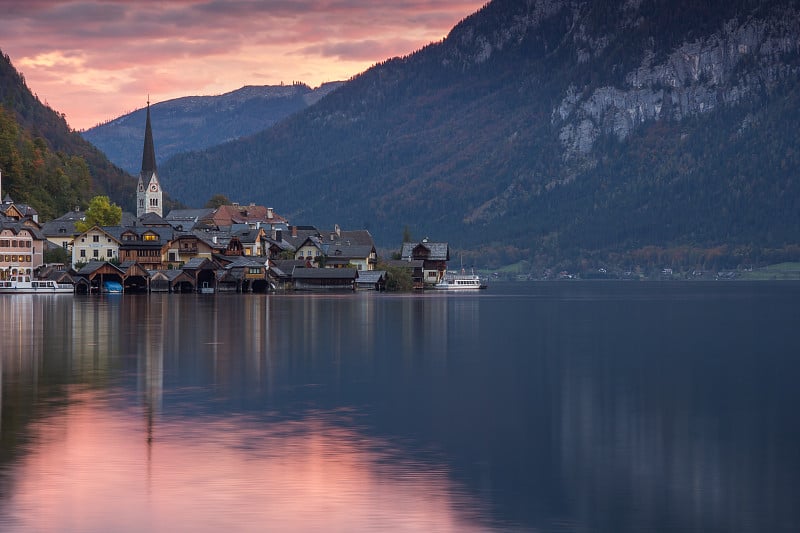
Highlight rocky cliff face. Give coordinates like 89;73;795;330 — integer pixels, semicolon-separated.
554;7;800;160
442;1;800;162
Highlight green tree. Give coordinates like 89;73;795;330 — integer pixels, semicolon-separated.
43;246;70;265
75;195;122;233
377;262;413;292
205;194;231;208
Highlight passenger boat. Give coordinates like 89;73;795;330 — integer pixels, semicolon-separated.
0;275;73;294
434;271;487;290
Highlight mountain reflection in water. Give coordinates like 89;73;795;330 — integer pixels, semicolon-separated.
1;283;799;532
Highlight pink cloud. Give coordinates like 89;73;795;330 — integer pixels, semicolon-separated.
0;0;485;129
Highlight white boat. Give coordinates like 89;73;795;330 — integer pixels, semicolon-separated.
434;272;487;290
0;276;73;294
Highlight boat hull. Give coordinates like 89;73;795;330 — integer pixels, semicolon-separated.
0;280;73;294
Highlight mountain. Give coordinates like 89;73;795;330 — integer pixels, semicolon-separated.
159;0;800;269
82;82;344;175
0;49;135;218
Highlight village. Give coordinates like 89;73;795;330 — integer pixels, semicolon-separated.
0;105;452;294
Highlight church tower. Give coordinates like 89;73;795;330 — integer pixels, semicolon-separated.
137;100;163;217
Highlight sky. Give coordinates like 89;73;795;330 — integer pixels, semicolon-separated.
0;0;486;131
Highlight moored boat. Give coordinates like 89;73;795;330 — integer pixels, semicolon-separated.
0;275;73;294
434;272;487;290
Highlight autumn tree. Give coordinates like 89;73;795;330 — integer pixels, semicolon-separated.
75;195;122;233
205;194;231;208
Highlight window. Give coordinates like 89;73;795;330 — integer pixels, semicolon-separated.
93;250;99;258
80;250;86;258
168;252;176;262
62;242;69;248
150;198;159;206
93;235;99;243
139;199;145;208
107;249;113;257
143;234;157;241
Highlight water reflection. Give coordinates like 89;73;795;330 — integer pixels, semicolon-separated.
4;390;485;532
1;284;799;532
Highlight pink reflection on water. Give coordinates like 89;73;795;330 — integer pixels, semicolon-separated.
5;389;485;532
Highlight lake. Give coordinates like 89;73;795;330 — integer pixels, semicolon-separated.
1;282;799;532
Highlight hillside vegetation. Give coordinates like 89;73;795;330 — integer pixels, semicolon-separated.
0;50;135;217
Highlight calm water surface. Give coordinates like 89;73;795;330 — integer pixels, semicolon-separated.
1;282;799;532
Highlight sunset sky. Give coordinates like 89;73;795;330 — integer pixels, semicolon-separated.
0;0;485;131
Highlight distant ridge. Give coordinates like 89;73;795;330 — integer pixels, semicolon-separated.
82;82;344;175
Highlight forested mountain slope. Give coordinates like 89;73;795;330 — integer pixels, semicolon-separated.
0;50;135;217
159;0;800;268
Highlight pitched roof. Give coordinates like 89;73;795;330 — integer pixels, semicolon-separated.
323;243;375;260
292;267;358;280
165;208;215;224
76;261;125;276
202;204;288;227
223;256;268;269
320;228;375;247
41;218;82;237
355;270;386;284
138;212;169;226
0;221;45;239
400;241;449;261
270;259;306;271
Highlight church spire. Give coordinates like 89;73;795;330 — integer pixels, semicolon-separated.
137;97;163;218
141;98;157;175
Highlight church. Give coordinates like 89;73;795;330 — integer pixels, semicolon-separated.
136;101;163;218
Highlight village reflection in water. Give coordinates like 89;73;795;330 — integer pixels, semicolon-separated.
0;293;491;532
1;284;799;531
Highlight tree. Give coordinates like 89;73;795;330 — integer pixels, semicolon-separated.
75;195;122;233
377;262;414;291
43;246;70;265
205;194;231;208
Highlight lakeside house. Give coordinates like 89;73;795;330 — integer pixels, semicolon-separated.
400;239;450;286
